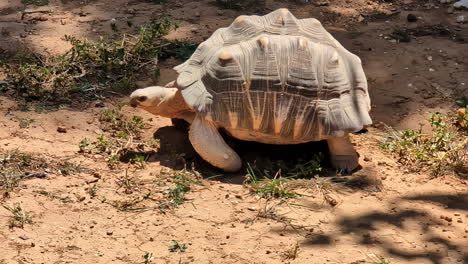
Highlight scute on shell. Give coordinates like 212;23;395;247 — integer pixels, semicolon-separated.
174;8;372;141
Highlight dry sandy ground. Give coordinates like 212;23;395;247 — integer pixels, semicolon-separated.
0;0;467;263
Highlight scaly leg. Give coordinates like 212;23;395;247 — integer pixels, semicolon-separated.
189;115;242;172
327;135;359;173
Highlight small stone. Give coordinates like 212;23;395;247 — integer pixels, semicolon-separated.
427;56;433;61
217;10;223;16
456;15;465;23
19;235;29;240
106;231;113;236
447;6;455;13
364;156;372;162
20;33;27;38
195;12;200;17
407;13;418;22
95;101;105;108
247;206;256;211
429;68;435;72
57;126;67;133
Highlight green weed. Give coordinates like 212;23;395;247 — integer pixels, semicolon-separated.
2;18;175;100
159;167;202;210
244;163;299;199
168;240;187;253
380;112;467;177
78;106;156;169
2;201;32;228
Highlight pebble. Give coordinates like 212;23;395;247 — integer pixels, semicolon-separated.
407;13;418;22
95;101;105;108
57;126;67;133
247;206;256;211
447;6;455;13
456;15;465;23
364;156;372;162
106;231;113;236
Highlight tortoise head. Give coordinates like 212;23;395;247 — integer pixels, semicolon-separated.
129;86;168;108
129;83;191;119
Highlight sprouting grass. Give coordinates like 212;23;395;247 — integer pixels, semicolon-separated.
115;169;140;194
2;18;175;101
380;112;467;177
244;164;299;199
78;105;159;169
2;201;32;228
242;155;323;199
160;167;202;210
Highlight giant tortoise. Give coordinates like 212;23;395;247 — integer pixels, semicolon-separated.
129;8;372;172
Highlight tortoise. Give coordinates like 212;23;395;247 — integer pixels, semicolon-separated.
129;8;372;173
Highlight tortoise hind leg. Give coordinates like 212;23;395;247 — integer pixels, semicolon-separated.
326;135;359;173
189;115;242;172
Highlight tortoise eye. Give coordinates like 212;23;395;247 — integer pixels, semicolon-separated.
138;96;147;102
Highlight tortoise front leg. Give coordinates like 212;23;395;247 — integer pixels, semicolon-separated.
189;115;242;172
327;135;359;173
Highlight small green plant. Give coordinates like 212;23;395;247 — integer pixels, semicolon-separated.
0;171;23;197
17;118;34;129
116;169;139;194
244;164;299;199
158;167;202;211
129;155;146;168
167;169;200;207
3;18;175;100
168;240;187;253
86;184;99;198
380;112;467;177
2;201;32;228
77;106;156;169
78;138;93;153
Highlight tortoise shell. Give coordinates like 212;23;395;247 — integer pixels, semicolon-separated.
173;8;372;142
